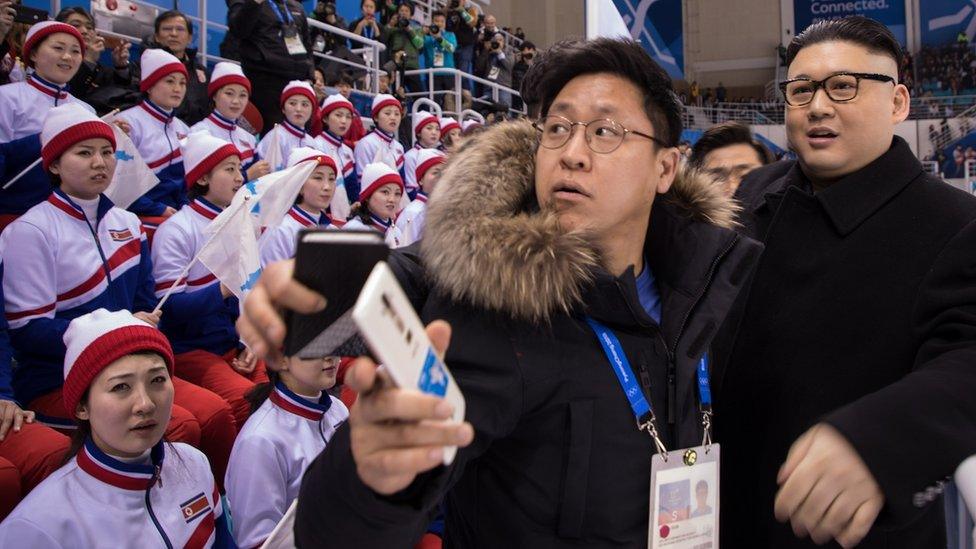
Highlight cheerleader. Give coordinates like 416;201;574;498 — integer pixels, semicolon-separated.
439;116;462;153
343;162;405;247
0;104;237;488
255;81;319;171
0;21;91;230
314;93;358;221
353;94;405;196
396;148;445;248
117;49;191;219
402;111;441;196
152;132;268;435
225;352;348;548
0;309;234;548
190;62;270;182
259;148;339;267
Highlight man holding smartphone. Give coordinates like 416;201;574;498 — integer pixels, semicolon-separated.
239;38;762;546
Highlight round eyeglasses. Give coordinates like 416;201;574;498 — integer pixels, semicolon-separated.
532;115;668;154
778;72;895;106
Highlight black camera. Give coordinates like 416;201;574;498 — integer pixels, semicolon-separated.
491;40;502;50
397;17;410;29
429;24;440;34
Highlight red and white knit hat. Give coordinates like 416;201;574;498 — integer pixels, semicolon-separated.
320;93;355;117
182;132;240;187
41;103;116;170
287;146;338;173
208;61;251;98
371;94;403;119
439;117;461;138
359;162;404;202
412;112;440;136
280;80;316;108
461;119;482;134
62;308;174;415
415;149;446;183
139;48;189;93
23;21;85;68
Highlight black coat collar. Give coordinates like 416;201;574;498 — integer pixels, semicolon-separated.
754;137;922;236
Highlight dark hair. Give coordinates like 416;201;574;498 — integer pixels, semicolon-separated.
349;201;374;224
187;182;208;199
786;15;902;68
688;122;775;168
245;367;280;414
55;7;93;25
398;1;415;15
431;10;447;20
520;41;536;51
524;38;682;146
154;10;193;36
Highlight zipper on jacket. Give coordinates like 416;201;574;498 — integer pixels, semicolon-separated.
85;213;113;284
145;465;173;549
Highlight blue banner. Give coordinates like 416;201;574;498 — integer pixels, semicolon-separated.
612;0;684;79
794;0;906;46
921;1;976;47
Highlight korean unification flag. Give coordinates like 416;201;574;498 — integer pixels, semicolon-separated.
103;125;159;209
237;158;318;228
263;125;284;172
196;197;262;302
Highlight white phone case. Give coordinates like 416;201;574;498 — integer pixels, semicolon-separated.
352;262;466;465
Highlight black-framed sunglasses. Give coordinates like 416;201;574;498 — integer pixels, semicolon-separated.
532;115;668;154
778;72;895;106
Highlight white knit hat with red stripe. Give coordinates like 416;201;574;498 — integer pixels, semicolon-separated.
359;162;404;203
62;308;174;415
412;112;440;136
461;119;482;134
439;117;461;138
320;93;355;117
139;48;189;93
371;94;403;119
415;149;446;183
280;80;316;108
41;103;116;170
182;132;240;187
208;61;251;98
287;146;338;174
23;21;85;68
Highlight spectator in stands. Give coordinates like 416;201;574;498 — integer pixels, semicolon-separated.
153;132;269;435
349;0;386;44
355;94;406;190
226;342;347;548
403;111;440;192
512;40;535;110
259;148;340;267
315;94;358;220
0;261;69;521
385;1;423;94
514;27;525;41
118;49;191;220
134;10;209;127
55;7;135;114
690;80;700;106
255;81;320;171
310;0;348;54
342;162;405;247
475;32;513;106
0;21;91;231
396;148;445;247
0;1;22;86
439;116;462;153
445;0;478;94
0;104;240;482
423;11;457;110
0;309;233;547
716;82;727;103
326;73;367;146
228;0;314;134
476;14;500;57
688;121;774;196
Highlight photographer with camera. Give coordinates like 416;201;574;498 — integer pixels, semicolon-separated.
445;0;477;89
423;11;457;110
349;0;385;44
474;31;512;107
511;40;535;111
385;1;422;94
310;1;348;54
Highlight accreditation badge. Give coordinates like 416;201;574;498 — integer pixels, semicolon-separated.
648;444;720;549
433;51;445;67
282;25;307;56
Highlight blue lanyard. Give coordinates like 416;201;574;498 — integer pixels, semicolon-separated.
268;0;294;26
585;316;713;453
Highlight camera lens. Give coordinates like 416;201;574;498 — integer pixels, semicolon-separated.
429;24;440;34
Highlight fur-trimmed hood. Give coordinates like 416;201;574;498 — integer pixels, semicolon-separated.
421;120;739;322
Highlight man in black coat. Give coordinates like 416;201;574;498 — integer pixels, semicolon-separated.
715;16;976;548
237;38;762;547
227;0;314;133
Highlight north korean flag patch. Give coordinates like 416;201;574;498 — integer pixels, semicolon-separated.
108;229;134;242
179;492;211;524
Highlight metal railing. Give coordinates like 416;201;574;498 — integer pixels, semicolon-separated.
402;66;523;119
306;17;387;95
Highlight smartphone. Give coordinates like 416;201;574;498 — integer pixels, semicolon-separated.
13;5;48;25
285;229;389;359
352;261;466;465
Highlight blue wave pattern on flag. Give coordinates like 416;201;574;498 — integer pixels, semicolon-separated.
611;0;684;79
